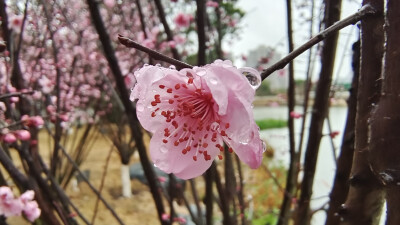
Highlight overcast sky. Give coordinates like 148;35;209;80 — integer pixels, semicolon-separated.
228;0;362;82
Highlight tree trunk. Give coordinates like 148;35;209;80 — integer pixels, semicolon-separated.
339;1;385;225
121;164;132;198
369;1;400;224
324;40;359;225
294;0;342;224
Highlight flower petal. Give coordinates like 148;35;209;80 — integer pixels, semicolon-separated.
150;126;222;180
224;123;264;169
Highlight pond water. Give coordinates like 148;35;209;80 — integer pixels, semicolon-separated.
253;106;348;224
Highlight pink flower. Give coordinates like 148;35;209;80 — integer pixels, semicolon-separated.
8;15;23;33
104;0;115;8
22;201;41;222
14;130;31;141
206;1;219;8
131;60;264;179
173;13;193;28
290;111;302;119
161;213;170;221
0;187;23;217
3;133;17;144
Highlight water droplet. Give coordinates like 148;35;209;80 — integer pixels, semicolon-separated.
240;67;261;89
210;122;220;131
209;77;218;85
153;163;158;168
160;146;168;153
262;141;267;153
136;103;144;112
169;65;176;70
196;69;206;76
155;63;161;67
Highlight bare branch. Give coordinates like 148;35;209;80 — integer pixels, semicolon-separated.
118;35;193;69
261;4;377;80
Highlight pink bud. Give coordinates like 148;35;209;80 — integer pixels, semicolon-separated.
290;111;303;119
15;130;31;141
329;131;340;138
3;133;17;144
30;116;44;128
161;213;170;221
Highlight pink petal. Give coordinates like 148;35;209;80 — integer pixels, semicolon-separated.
224;123;264;169
150;126;222;180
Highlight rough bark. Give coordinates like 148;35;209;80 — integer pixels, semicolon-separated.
339;1;385;225
294;0;342;224
369;0;400;224
324;40;359;225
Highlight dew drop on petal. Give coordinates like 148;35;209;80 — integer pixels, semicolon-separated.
240;67;261;89
160;146;168;153
262;141;267;153
196;69;206;76
136;103;144;112
209;77;218;85
210;122;220;131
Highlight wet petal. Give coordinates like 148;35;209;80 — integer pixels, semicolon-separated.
150;126;222;179
224;123;264;169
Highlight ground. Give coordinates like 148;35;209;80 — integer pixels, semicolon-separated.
4;126;283;225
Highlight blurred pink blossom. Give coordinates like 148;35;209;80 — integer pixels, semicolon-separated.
104;0;115;8
131;60;264;179
8;15;23;33
290;111;303;119
0;186;23;217
0;187;40;222
206;1;219;7
15;130;31;141
173;13;193;28
3;133;17;144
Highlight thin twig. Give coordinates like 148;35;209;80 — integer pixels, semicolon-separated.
45;126;126;225
91;146;114;224
260;4;377;80
0;91;35;101
118;35;192;69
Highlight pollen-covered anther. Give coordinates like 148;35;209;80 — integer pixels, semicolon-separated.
159;85;165;89
163;139;168;143
167;88;173;93
175;84;181;90
193;156;197;161
169;99;174;104
174;141;179;146
218;155;223;160
228;147;233;153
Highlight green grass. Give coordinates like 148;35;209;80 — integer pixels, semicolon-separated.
255;119;287;130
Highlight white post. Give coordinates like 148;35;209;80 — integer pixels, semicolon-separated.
121;164;132;198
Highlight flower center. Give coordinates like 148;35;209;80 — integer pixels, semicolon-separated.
149;77;231;161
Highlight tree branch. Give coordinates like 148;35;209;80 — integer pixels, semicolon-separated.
260;4;377;80
118;35;192;69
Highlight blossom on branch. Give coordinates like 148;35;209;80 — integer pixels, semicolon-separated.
131;60;265;179
173;13;193;28
0;187;41;222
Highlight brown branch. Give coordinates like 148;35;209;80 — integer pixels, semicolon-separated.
260;4;377;80
153;0;180;60
86;1;167;224
118;35;192;69
0;91;35;101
